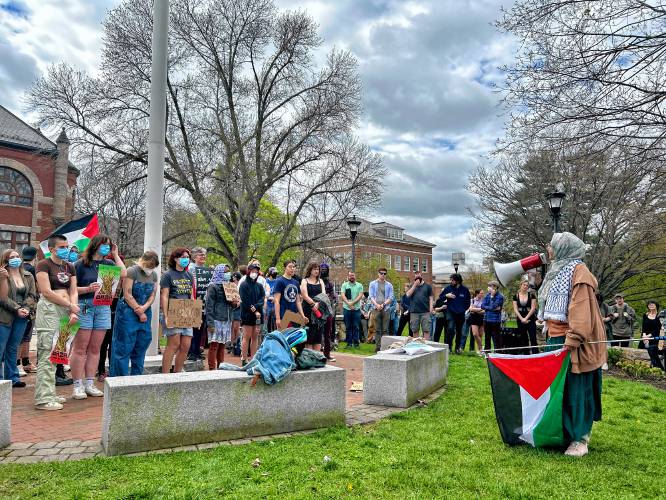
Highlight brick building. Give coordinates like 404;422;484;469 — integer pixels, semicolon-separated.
313;218;436;285
0;105;78;253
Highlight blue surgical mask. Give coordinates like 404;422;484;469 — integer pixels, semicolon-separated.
223;272;231;281
179;257;190;268
68;252;79;263
8;257;21;268
55;248;70;261
99;244;111;257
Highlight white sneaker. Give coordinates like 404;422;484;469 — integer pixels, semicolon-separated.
54;395;67;404
85;385;104;397
72;386;88;400
36;401;63;411
564;441;588;457
18;366;27;377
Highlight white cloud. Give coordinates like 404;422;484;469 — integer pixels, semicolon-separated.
0;0;514;270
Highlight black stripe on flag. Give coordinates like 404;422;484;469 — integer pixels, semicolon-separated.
46;214;95;239
487;361;523;446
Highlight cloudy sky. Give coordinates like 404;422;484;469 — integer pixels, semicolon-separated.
0;0;515;272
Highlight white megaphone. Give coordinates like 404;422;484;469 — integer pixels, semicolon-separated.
493;253;548;288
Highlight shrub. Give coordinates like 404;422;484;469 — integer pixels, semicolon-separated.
607;348;623;366
616;360;666;380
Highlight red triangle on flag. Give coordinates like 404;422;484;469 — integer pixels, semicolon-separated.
82;214;100;238
489;351;568;399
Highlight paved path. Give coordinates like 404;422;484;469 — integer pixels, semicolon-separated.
3;351;445;464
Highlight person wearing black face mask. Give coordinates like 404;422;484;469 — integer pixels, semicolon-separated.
239;263;265;366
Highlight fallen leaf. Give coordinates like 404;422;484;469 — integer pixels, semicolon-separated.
252;458;261;468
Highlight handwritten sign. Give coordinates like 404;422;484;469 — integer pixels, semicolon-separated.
282;310;307;326
166;299;203;328
222;282;240;302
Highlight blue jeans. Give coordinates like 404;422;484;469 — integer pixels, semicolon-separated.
0;317;28;384
343;308;361;345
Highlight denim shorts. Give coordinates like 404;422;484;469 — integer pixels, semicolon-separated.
78;298;112;330
159;314;193;337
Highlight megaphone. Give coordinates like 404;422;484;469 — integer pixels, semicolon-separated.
493;253;547;288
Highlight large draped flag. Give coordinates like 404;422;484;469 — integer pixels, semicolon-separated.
487;348;570;447
39;213;100;257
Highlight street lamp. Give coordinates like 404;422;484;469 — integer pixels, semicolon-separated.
346;215;362;272
547;189;566;232
453;262;459;274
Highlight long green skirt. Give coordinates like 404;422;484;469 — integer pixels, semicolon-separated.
546;336;602;443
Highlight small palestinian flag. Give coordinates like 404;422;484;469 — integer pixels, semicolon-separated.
487;348;570;447
39;214;100;257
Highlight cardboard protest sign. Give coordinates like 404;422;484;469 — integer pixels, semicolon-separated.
93;264;121;306
282;310;307;326
50;316;80;365
222;282;240;302
166;299;203;328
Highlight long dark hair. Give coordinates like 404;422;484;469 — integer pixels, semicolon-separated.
82;234;112;265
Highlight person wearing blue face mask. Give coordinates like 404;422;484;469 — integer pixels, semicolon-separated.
0;248;37;388
68;245;80;263
204;264;238;370
33;234;79;410
71;234;126;401
160;247;195;373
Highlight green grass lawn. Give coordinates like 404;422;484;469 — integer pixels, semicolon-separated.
2;355;664;499
336;341;377;356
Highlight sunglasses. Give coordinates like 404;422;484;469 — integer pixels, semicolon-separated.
379;272;386;275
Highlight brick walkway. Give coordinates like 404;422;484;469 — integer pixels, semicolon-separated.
2;352;444;464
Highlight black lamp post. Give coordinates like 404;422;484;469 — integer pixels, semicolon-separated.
547;190;566;232
453;262;459;274
346;215;362;272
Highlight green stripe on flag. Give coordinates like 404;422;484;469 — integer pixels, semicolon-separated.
532;353;570;448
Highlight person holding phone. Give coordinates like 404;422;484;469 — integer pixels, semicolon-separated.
405;271;433;340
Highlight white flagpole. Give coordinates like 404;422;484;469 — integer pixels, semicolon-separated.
144;0;169;355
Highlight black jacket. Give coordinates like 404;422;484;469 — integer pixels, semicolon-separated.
205;283;234;326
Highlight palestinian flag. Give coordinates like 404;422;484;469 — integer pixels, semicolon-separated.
487;348;570;447
39;214;100;257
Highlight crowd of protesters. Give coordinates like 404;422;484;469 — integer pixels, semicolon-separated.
1;234;664;412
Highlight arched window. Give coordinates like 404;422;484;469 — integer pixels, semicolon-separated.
0;166;33;206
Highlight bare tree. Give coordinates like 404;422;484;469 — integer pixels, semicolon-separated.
26;0;383;267
468;148;666;299
497;0;666;163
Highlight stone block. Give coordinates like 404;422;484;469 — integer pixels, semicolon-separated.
111;355;204;375
0;381;10;449
102;366;346;456
618;347;651;362
379;335;447;352
363;348;448;408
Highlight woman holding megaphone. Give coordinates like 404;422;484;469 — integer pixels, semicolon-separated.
538;232;606;458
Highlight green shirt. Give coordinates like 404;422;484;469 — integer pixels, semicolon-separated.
340;281;363;311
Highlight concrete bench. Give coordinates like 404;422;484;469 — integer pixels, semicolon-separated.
379;335;447;352
105;355;204;375
1;381;10;448
102;366;346;455
363;348;448;408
